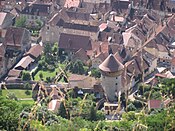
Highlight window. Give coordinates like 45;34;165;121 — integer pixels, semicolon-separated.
116;83;118;85
116;77;118;79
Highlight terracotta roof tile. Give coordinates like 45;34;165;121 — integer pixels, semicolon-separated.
148;100;162;109
26;44;43;59
99;54;124;72
59;33;92;51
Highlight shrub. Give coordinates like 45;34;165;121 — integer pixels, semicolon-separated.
25;90;31;95
47;65;55;72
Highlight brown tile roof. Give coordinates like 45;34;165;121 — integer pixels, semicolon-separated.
4;27;28;47
157;44;168;52
59;33;92;51
99;54;124;72
26;44;43;59
72;48;89;63
69;74;88;81
8;69;22;77
95;52;108;62
15;56;34;70
21;3;52;17
171;57;175;66
148;100;162;109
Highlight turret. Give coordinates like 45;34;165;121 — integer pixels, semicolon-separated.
99;54;124;102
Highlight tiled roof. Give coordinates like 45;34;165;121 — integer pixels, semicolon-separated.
8;69;22;77
15;56;34;70
73;48;89;62
59;33;92;51
99;54;124;72
4;27;28;47
171;57;175;66
21;3;51;16
69;74;88;81
148;100;162;109
26;44;43;59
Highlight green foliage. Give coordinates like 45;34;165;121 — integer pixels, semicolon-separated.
25;90;31;95
0;96;22;130
15;16;26;27
22;71;31;81
90;68;101;78
127;103;136;112
67;60;85;75
159;78;175;99
39;72;43;80
6;92;18;101
59;102;68;119
24;82;31;90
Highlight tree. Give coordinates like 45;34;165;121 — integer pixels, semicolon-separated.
90;68;101;78
127;103;136;112
68;60;85;75
15;16;26;27
22;71;31;81
89;104;97;121
39;72;43;80
0;96;22;130
24;83;31;95
59;102;67;119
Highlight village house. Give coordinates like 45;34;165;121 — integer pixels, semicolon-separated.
4;27;31;72
20;2;53;23
0;43;6;78
58;33;92;59
0;12;15;43
40;7;99;43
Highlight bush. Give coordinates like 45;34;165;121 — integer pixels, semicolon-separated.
25;90;31;95
47;65;55;72
90;68;101;78
22;71;31;81
133;100;143;108
127;103;136;111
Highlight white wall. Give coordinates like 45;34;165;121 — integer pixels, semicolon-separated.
101;75;122;102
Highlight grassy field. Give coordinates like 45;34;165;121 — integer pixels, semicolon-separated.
2;89;32;98
34;63;66;81
19;100;35;105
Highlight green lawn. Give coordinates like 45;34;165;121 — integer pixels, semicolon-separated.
34;63;66;81
2;89;32;98
19;100;35;105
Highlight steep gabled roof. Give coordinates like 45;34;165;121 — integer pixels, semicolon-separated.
59;33;92;51
99;54;124;72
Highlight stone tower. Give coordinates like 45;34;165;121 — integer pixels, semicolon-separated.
99;54;124;102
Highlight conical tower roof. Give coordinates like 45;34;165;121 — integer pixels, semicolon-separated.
99;54;124;72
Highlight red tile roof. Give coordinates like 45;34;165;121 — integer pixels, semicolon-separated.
59;33;92;51
4;27;28;47
148;100;162;109
69;74;88;81
26;44;43;59
8;69;22;77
